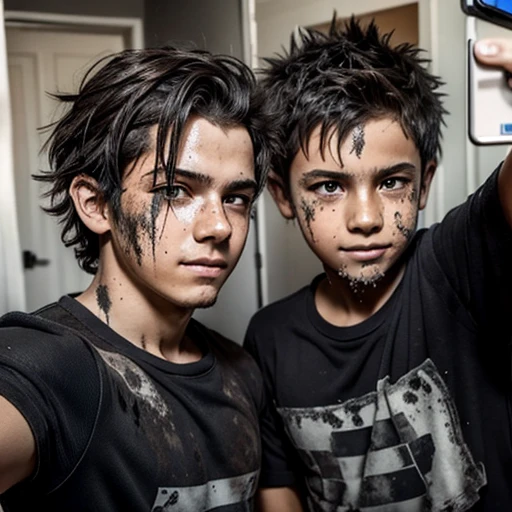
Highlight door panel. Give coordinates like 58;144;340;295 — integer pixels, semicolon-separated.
7;28;124;312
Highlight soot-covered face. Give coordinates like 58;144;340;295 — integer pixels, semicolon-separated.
109;116;256;311
281;118;434;290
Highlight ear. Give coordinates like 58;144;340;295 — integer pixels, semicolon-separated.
267;171;295;219
69;175;111;235
418;160;437;211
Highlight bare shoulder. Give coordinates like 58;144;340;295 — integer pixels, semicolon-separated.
0;394;36;494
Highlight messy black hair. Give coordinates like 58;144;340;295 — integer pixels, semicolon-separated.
259;16;447;189
36;45;278;274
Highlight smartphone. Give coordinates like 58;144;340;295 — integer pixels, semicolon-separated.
461;0;512;144
461;0;512;30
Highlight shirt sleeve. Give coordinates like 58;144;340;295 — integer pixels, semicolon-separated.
430;165;512;331
0;313;102;494
244;322;300;488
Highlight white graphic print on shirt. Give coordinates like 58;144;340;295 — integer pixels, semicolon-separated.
151;470;259;511
278;359;486;512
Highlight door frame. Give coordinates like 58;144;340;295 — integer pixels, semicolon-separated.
3;10;143;312
4;10;144;49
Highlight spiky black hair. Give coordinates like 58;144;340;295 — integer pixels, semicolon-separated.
259;15;447;187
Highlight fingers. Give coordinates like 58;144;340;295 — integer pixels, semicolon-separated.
474;39;512;74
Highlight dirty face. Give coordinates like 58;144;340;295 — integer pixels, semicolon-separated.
286;118;433;288
109;116;256;310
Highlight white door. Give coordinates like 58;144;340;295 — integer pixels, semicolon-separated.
7;28;124;312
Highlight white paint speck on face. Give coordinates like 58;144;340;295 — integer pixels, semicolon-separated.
180;121;202;167
173;197;204;225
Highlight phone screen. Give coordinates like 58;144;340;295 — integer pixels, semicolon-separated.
480;0;512;15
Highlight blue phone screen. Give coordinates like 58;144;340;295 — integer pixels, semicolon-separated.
481;0;512;15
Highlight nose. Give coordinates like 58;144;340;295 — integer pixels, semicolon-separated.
346;189;383;235
193;199;232;243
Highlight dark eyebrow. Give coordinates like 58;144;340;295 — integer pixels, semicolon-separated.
174;168;214;186
373;163;418;180
299;170;354;186
299;163;417;186
141;168;215;186
224;179;258;195
142;167;257;193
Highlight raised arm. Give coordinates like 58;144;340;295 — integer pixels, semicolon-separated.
0;395;36;494
474;39;512;227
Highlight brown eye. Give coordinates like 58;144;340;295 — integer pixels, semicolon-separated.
151;185;186;200
324;182;339;193
381;178;408;191
224;195;250;206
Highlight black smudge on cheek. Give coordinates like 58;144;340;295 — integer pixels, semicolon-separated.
117;197;164;266
96;284;112;324
394;211;413;240
118;208;145;266
300;197;317;242
150;193;165;262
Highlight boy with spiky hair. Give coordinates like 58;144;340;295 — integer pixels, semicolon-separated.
244;18;512;511
0;46;279;511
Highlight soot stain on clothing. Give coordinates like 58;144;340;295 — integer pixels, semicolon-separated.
96;348;183;465
350;125;365;159
221;373;260;471
96;284;112;324
403;391;419;404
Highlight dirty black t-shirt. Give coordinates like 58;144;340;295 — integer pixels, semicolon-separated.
0;297;264;511
244;167;512;511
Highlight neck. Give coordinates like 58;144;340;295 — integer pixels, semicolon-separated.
315;263;405;327
76;264;200;364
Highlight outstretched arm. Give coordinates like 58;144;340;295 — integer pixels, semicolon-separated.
0;395;36;494
474;39;512;227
